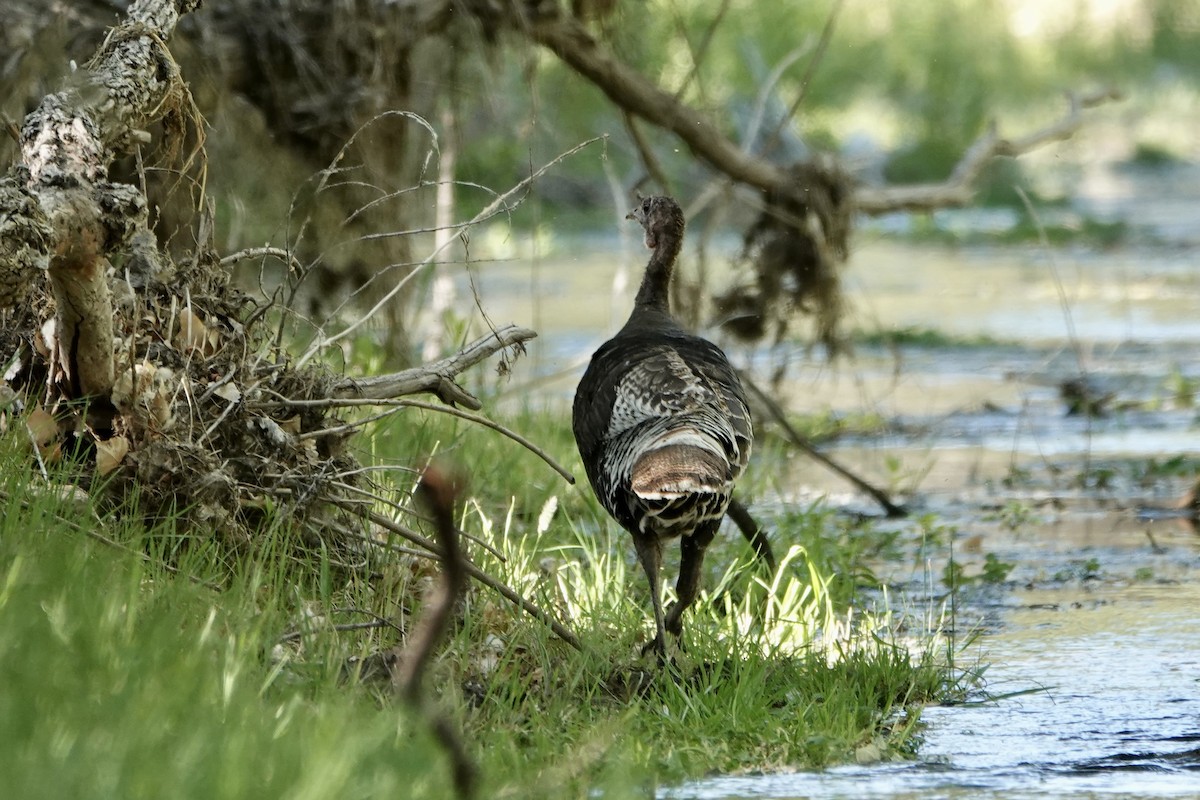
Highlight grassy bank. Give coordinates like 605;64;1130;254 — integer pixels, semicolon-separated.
0;404;968;797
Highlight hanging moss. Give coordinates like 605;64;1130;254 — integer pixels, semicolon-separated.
715;159;854;354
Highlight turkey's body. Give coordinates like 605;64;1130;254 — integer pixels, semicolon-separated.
572;196;752;659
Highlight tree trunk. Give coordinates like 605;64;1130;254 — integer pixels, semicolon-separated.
2;0;203;406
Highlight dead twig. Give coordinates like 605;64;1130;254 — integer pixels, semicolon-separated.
856;87;1123;214
622;111;671;194
683;45;811;221
362;508;582;652
330;479;507;563
740;372;907;518
397;464;477;800
331;324;538;410
278;618;402;644
669;0;733;102
219;246;303;274
297;137;606;368
760;0;846;157
254;395;575;485
726;496;776;573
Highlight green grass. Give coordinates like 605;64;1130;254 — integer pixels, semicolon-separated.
897;211;1130;248
1128;141;1188;167
0;401;969;797
0;470;450;799
851;325;1008;350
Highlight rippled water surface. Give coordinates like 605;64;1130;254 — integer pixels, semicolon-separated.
663;580;1200;799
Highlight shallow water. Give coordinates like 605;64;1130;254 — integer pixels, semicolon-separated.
663;581;1200;800
648;237;1200;797
689;435;1200;799
690;359;1200;798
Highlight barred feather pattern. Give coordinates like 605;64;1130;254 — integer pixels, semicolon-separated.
579;342;751;540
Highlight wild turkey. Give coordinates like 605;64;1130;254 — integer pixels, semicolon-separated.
572;195;753;659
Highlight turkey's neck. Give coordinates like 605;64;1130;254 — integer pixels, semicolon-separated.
632;228;683;312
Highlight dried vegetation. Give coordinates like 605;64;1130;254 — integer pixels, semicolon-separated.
7;202;372;559
0;0;538;581
716;159;855;352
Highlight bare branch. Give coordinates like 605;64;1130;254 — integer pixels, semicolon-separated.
254;394;576;485
527;16;783;193
684;46;810;219
622;111;671;194
669;0;732;101
740;371;906;518
856;87;1123;214
331;324;537;410
365;508;583;652
219;246;303;273
761;0;846;156
523;13;1119;216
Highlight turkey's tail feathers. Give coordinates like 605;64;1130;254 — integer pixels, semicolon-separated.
626;429;734;536
630;442;727;499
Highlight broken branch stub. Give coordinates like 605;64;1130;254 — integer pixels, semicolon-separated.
332;325;537;409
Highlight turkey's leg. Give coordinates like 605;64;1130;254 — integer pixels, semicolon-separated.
665;525;717;639
633;534;668;659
